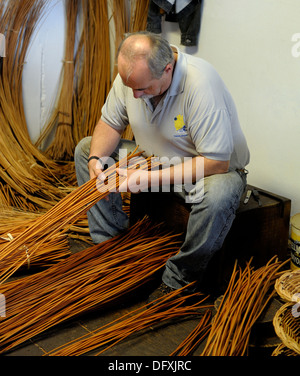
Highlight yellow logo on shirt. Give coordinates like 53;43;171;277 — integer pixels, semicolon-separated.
174;114;185;131
174;114;187;136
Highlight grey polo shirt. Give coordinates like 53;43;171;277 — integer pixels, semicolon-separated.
101;46;250;170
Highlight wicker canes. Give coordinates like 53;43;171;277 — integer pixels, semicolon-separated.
273;302;300;355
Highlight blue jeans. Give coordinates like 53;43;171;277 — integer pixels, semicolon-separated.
75;137;247;289
75;136;137;243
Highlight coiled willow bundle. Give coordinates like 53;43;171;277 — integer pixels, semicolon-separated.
0;217;181;354
0;149;146;283
201;257;286;356
0;0;75;211
46;284;211;356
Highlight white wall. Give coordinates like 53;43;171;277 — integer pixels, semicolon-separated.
21;0;300;216
22;0;65;144
162;0;300;216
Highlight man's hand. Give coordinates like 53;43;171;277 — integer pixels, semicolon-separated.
117;168;150;194
89;158;111;201
88;158;106;181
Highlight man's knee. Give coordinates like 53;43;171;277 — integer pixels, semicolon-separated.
207;173;244;213
74;136;92;162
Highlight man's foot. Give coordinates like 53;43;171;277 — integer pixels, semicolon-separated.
147;282;175;305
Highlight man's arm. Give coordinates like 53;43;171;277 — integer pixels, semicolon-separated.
118;156;229;193
88;119;123;179
157;156;229;185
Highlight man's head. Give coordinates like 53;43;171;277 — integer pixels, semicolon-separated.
117;31;175;99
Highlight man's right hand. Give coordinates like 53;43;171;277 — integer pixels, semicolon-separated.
88;158;106;181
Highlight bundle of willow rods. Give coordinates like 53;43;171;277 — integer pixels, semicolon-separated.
201;257;286;356
0;217;181;354
0;206;91;242
46;284;211;356
0;208;72;271
0;231;70;271
0;150;151;283
117;0;150;142
43;0;78;161
111;0;128;80
72;0;111;144
170;309;212;356
130;0;150;32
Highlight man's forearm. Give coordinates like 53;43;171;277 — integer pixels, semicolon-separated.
118;156;229;193
151;156;229;187
88;120;123;179
89;120;123;162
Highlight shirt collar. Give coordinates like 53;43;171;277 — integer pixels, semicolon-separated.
168;44;186;96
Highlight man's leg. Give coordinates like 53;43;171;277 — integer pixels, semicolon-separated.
74;136;136;244
162;170;247;290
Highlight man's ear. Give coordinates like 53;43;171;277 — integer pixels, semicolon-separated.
164;63;173;74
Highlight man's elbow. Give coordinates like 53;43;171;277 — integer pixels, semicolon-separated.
204;159;230;175
218;160;230;174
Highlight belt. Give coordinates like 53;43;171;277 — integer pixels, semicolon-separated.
236;168;248;175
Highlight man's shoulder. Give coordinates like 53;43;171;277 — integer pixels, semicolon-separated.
182;54;225;92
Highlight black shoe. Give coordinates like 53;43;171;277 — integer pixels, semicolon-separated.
147;282;175;305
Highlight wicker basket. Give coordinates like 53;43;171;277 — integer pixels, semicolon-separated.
274;269;300;302
273;302;300;355
272;343;299;356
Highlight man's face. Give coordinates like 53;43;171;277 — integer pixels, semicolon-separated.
118;54;171;99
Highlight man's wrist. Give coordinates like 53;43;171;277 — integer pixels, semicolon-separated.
88;155;105;170
88;155;100;163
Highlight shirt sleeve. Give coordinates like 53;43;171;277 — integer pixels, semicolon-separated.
188;108;234;161
100;74;129;132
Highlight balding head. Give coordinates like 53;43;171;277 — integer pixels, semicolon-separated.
117;31;174;80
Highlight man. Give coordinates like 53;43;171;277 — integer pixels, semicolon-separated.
75;31;250;297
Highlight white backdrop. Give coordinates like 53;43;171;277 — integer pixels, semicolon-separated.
22;1;65;144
